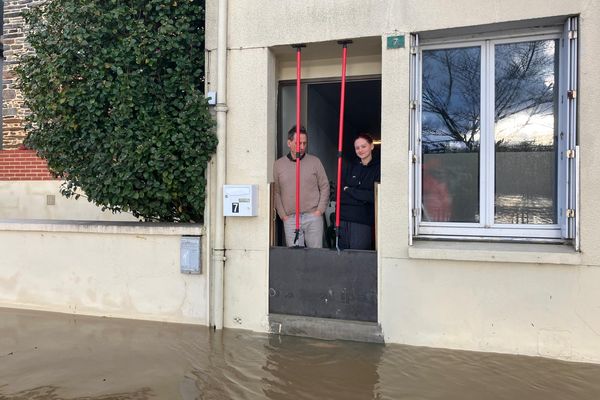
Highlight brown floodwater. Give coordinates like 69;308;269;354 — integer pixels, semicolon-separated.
1;308;600;400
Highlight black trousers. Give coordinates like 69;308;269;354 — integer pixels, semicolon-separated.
338;220;373;250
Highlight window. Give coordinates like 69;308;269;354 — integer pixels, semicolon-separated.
409;17;578;244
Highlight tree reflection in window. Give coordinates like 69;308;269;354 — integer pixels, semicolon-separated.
421;39;558;225
494;40;558;224
421;47;480;223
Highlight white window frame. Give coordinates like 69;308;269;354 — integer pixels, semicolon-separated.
409;18;579;244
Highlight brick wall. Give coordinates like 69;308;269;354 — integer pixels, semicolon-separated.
0;149;54;180
2;0;53;180
2;0;45;150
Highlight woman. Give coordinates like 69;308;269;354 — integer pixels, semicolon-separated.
339;133;380;250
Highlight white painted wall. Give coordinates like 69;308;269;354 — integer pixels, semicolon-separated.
0;181;138;221
0;222;208;325
205;0;600;363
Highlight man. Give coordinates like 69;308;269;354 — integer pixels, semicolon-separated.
273;125;329;247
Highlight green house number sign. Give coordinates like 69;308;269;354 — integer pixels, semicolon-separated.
387;35;405;49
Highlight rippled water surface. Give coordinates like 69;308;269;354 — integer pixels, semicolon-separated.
1;308;600;399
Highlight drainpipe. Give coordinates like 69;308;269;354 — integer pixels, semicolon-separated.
212;0;228;330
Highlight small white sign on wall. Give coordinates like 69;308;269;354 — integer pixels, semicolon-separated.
223;184;258;217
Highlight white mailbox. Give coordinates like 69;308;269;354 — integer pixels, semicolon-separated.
223;184;258;217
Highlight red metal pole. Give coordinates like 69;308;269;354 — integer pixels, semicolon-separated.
335;41;351;250
292;44;305;245
295;48;301;240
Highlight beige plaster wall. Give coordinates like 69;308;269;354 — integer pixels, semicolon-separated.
0;181;138;221
576;4;600;264
206;0;600;362
220;47;275;332
380;258;600;362
207;0;588;51
0;223;207;324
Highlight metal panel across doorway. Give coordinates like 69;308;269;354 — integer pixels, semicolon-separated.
269;247;377;322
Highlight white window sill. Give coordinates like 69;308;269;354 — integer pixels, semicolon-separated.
408;240;581;265
0;219;204;236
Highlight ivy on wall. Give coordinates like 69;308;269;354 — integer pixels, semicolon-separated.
17;0;216;222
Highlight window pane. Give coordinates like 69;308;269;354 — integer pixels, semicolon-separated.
494;40;558;224
421;47;480;223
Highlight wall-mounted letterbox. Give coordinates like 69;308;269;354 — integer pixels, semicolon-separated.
223;184;258;217
180;236;201;274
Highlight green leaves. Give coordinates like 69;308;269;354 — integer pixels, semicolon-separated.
17;0;216;222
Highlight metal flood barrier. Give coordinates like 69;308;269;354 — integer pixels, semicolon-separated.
269;247;377;322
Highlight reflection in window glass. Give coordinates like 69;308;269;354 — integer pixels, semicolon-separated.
421;47;480;223
494;40;558;224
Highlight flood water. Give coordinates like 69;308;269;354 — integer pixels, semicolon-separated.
2;308;600;400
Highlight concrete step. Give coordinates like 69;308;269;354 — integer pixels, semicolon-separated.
268;313;384;344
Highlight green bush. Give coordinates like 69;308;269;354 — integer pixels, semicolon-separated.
17;0;216;222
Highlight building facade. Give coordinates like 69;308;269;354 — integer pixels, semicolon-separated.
204;0;600;363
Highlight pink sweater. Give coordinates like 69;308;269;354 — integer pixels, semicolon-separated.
273;154;330;219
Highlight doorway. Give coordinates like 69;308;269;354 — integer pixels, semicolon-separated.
275;78;382;249
269;77;381;323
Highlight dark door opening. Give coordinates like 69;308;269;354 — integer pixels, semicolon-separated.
269;77;381;323
274;78;382;249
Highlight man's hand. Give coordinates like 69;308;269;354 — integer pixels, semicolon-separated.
282;215;289;222
312;210;322;217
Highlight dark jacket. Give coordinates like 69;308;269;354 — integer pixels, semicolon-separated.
340;157;380;225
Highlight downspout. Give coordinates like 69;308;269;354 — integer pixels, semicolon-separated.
212;0;228;330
